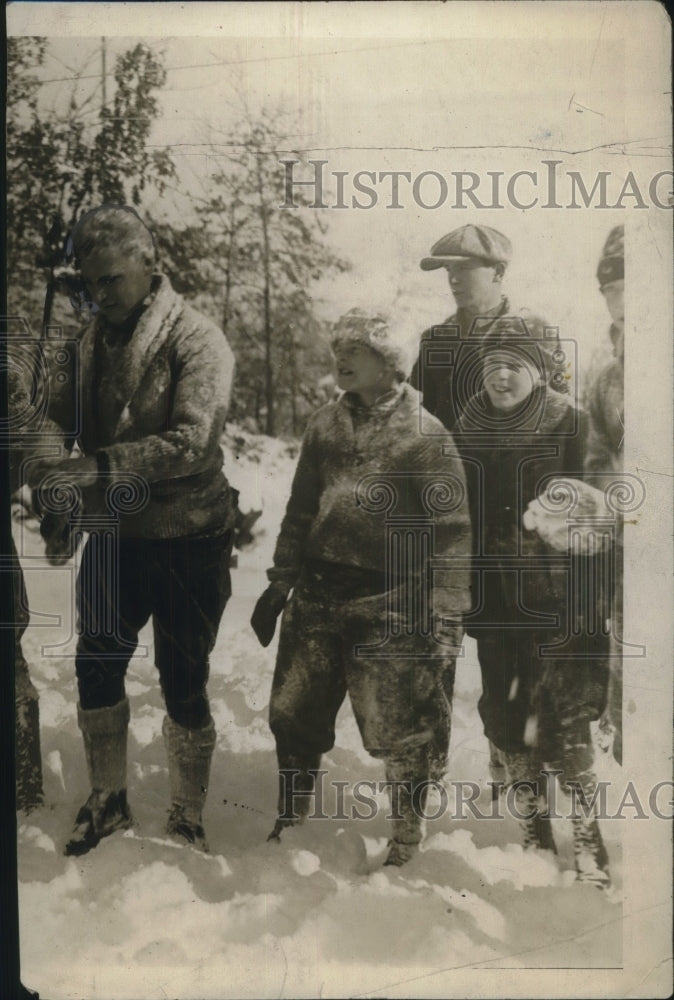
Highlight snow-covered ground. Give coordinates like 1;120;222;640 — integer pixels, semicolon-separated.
16;428;624;1000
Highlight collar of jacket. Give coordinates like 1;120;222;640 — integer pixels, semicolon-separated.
80;274;185;443
339;381;406;417
97;274;161;344
609;322;625;361
458;384;572;437
452;294;508;330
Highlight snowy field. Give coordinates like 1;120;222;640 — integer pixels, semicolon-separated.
15;428;624;1000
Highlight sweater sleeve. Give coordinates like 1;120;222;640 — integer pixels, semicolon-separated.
100;320;234;484
267;417;322;593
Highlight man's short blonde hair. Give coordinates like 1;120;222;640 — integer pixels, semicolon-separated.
71;204;156;267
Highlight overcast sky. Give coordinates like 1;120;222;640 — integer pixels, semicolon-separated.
8;2;672;366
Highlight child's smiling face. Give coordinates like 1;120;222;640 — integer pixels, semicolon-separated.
333;341;393;401
482;350;543;411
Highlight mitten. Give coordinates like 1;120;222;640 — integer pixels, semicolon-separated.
251;583;289;647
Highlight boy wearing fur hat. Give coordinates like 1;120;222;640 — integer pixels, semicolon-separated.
453;325;611;887
251;309;472;866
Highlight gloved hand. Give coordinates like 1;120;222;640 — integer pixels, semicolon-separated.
40;512;77;566
251;583;289;647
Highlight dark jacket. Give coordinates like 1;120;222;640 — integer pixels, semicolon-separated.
410;296;567;431
453;385;609;752
584;325;624;475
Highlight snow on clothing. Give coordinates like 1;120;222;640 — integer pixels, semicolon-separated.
270;563;457;764
410;296;567;432
43;274;237;727
267;383;471;619
46;273;237;540
453;385;610;761
267;383;472;847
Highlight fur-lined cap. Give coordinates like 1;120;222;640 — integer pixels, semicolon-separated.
330;308;417;378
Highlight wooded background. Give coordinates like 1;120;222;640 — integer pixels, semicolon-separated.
7;38;350;437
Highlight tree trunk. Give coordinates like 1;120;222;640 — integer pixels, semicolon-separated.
290;334;299;436
255;151;274;437
221;201;238;335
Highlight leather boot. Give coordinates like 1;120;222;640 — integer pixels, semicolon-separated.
65;699;132;856
163;715;216;852
267;751;322;841
505;751;557;854
571;810;611;887
383;748;428;867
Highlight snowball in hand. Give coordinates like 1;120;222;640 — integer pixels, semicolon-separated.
523;478;615;554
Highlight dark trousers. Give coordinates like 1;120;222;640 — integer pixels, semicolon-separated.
76;532;233;729
476;627;605;781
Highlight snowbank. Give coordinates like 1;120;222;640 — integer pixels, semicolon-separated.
16;427;623;999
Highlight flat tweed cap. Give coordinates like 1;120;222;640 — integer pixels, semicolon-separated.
420;224;512;271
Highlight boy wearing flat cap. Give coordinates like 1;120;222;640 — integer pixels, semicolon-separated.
412;224;566;431
251;309;472;866
453;322;612;887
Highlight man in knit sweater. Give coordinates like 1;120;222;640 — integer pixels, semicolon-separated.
251;309;472;865
29;205;237;855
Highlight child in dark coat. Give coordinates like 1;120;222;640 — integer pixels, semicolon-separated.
453;324;611;887
251;309;472;865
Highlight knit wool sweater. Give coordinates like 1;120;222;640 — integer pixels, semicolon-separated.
46;275;236;539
